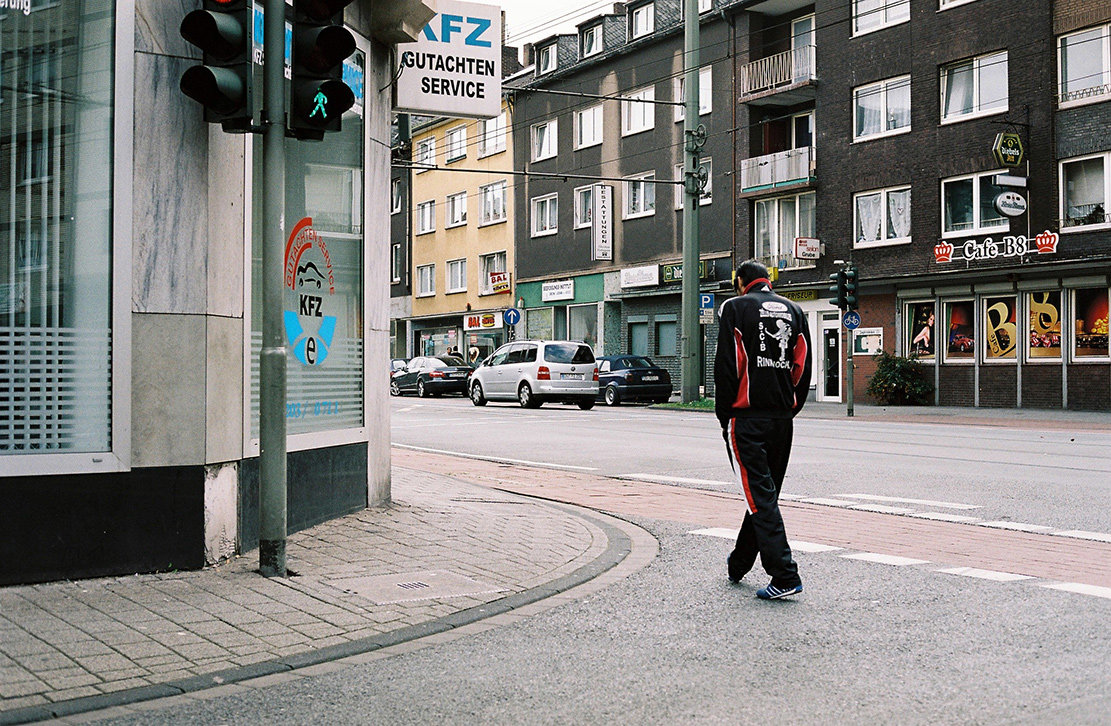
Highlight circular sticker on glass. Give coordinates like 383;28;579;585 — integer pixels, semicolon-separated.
284;217;336;366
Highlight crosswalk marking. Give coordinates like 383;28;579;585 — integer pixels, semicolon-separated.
840;553;930;566
1052;530;1111;543
842;493;981;510
936;567;1032;582
848;504;915;515
979;521;1054;533
1041;582;1111;600
799;497;858;507
907;512;983;523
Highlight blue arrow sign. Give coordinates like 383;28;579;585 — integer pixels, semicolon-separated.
503;307;521;326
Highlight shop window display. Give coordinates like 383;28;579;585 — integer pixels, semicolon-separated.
906;302;935;359
983;296;1017;360
1027;291;1062;360
944;301;975;361
1073;288;1109;359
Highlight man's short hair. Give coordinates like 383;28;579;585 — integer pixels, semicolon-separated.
736;260;769;288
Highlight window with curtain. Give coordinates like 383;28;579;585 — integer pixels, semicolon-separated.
1058;24;1110;105
446;192;467;228
479;251;506;294
445;126;466;161
941;51;1008;120
569;305;597;349
942;171;1006;236
479;181;507;224
622;87;655;135
1;1;114;455
574;186;593;228
856;186;911;247
855;76;911;140
480;113;506;156
581;25;602;57
1061;154;1109;229
754;192;815;268
417;264;435;296
630;3;655;39
531;194;558;236
575;105;603;149
447;258;466;293
853;0;908;35
532;120;557;161
674;67;713;121
623;173;656;218
417;200;435;234
415;138;435;171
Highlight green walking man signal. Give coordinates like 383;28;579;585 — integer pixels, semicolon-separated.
311;91;328;118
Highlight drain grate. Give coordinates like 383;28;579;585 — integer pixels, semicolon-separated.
329;570;508;605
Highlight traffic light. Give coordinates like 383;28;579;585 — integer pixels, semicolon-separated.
828;269;847;310
179;0;254;132
844;266;859;311
290;0;357;140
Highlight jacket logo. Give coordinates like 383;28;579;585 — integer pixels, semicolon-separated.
758;319;792;368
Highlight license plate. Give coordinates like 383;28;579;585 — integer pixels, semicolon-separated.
448;372;464;378
561;373;584;380
642;375;658;381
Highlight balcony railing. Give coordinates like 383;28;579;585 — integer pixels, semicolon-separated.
740;147;814;192
1059;82;1111;106
739;45;815;99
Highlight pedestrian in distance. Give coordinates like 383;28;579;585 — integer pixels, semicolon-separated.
714;260;813;600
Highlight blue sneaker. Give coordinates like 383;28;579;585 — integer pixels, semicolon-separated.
756;582;802;600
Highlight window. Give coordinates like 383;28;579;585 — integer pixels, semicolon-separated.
416;200;435;234
629;322;649;356
447;258;467;293
446;192;467;228
944;300;976;362
445;126;466;162
942;170;1007;236
674;67;713;121
391;243;403;283
940;0;978;7
1073;288;1110;360
699;0;712;11
622;87;655;136
532;194;558;237
630;3;655;39
575;104;603;149
656;320;677;357
906;302;936;359
480;251;508;294
941;51;1008;121
391;178;402;213
853;0;909;35
1027;291;1062;361
538;43;557;74
574;186;593;228
623;172;656;219
674;159;712;209
1060;153;1110;230
854;75;910;140
415;137;435;172
854;186;911;247
480;181;507;224
754;192;816;269
983;295;1017;361
480;113;506;156
581;25;602;57
1058;24;1110;106
532;119;557;161
417;264;435;297
569;304;598;349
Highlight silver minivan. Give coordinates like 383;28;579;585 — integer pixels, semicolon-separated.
469;340;598;409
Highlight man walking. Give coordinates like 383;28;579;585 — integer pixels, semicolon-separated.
715;260;812;600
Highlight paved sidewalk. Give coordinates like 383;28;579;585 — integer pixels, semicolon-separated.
0;467;649;725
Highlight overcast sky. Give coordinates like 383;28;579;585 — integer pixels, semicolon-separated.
496;0;616;47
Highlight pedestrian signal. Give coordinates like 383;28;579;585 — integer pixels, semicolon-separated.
289;0;357;140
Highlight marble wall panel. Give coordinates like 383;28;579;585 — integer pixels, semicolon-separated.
132;313;206;467
207;128;247;318
136;0;198;57
206;315;245;463
365;330;392;506
133;52;209;314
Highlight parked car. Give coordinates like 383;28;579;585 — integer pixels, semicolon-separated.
469;340;598;409
596;355;673;406
390;358;407;380
390;355;474;397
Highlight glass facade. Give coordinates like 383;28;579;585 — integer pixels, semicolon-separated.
0;1;114;454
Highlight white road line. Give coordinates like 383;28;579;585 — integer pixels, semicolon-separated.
789;541;844;553
627;474;733;488
1051;530;1111;543
936;567;1032;582
392;444;598;472
842;493;981;510
906;512;983;524
848;504;916;515
1041;582;1111;600
978;521;1055;533
799;497;859;507
689;528;735;539
840;553;930;566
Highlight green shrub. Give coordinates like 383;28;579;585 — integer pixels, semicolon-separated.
866;350;934;406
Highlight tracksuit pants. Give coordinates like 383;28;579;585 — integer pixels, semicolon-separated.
723;416;801;588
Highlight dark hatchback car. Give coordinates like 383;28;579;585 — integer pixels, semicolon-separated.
391;355;474;397
595;355;673;406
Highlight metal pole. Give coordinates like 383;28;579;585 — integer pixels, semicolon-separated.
679;0;701;403
846;328;855;417
259;0;287;577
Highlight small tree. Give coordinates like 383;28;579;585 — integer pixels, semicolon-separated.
866;351;934;406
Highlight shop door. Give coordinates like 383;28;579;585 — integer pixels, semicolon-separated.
821;323;841;401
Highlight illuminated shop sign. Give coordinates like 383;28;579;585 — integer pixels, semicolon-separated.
933;231;1058;264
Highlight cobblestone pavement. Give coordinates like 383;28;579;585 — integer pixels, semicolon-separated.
0;468;645;724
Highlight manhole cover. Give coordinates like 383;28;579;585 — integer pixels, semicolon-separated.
329;570;507;604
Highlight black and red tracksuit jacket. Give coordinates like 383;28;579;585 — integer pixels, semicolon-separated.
714;278;813;426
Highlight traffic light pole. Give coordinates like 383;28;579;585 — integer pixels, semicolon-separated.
259;0;288;577
679;0;701;403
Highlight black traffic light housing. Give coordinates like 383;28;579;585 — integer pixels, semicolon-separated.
843;266;859;311
290;0;357;140
179;0;254;133
828;269;847;310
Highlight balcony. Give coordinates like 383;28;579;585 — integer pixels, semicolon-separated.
740;147;814;195
738;46;816;105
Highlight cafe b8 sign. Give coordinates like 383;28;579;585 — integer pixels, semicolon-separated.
394;0;502;119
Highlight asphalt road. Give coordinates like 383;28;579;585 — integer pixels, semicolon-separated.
389;395;1111;534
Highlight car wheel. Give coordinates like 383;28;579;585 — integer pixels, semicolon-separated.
417;379;428;398
470;382;487;406
390;381;400;396
518;382;540;408
604;385;620;406
578;399;595;410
